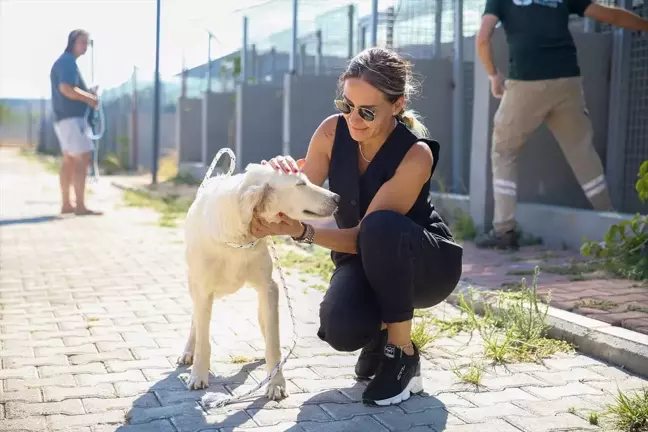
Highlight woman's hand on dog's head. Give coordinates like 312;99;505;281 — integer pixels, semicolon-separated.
250;211;303;239
261;155;303;174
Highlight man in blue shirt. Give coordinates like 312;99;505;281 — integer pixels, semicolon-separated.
474;0;648;249
50;29;101;215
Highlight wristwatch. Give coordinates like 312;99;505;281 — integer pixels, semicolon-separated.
292;223;315;244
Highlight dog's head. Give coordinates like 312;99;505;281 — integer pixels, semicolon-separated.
239;163;339;223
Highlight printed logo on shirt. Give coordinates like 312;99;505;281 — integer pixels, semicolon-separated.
513;0;563;7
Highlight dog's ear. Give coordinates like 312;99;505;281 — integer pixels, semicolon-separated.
239;183;269;218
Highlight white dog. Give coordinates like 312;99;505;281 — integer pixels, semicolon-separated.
178;163;339;400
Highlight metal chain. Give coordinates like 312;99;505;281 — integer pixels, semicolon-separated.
196;148;298;409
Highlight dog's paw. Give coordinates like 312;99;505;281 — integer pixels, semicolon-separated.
177;352;194;365
265;378;288;401
186;369;210;390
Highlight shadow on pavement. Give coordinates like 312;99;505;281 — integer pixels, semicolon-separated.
0;215;61;226
123;361;448;431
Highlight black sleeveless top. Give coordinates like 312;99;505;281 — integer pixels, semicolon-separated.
328;115;455;265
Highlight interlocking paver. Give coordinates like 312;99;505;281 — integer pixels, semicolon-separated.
2;148;648;431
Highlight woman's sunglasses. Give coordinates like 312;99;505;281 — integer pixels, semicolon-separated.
334;99;376;122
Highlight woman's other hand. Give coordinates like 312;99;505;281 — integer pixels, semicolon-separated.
261;155;304;174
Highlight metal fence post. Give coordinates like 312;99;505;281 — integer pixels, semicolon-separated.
605;0;633;211
299;43;306;75
151;0;161;184
434;0;443;58
206;32;212;92
290;0;298;74
386;6;394;49
251;44;258;83
348;4;355;59
452;0;465;192
242;16;248;83
370;0;378;47
315;30;322;76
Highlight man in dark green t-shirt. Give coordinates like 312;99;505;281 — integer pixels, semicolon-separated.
474;0;648;250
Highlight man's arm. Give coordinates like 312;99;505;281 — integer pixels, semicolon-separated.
476;14;501;77
57;58;97;107
584;2;648;32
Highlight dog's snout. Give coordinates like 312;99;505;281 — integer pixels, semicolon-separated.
332;193;341;204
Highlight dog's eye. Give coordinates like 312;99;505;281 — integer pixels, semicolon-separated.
295;180;306;186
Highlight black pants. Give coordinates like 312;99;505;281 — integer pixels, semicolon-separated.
317;210;463;352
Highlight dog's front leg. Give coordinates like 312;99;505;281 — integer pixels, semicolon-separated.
259;278;287;400
186;292;213;390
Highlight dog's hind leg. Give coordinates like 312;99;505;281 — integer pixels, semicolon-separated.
253;276;288;401
186;292;213;390
177;320;195;365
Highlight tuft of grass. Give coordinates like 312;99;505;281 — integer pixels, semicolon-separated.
628;303;648;314
230;355;251;364
451;209;477;241
455;268;574;364
540;260;602;278
588;411;599;426
505;269;535;277
452;361;485;386
604;387;648;431
575;298;618;311
567;406;577;415
122;190;192;228
19;148;61;173
311;284;327;293
410;319;439;351
278;248;335;283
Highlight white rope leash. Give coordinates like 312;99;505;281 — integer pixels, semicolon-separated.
198;148;299;409
85;90;106;184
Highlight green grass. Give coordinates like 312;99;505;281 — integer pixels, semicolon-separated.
451;209;477;241
588;411;599;426
278;248;335;284
604;388;648;431
122;189;192;228
410;318;439;351
19;148;61;174
575;298;618;311
452;361;485;386
453;268;574;364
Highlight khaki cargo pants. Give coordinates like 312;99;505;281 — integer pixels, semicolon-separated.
491;76;613;233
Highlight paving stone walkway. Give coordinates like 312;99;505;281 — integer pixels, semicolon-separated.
1;147;648;432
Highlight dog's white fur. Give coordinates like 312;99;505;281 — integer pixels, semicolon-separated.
178;163;339;400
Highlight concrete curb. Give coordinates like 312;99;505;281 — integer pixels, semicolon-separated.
447;281;648;378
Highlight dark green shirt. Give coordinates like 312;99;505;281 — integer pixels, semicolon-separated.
483;0;592;81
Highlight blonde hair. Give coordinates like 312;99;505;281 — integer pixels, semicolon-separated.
339;47;430;138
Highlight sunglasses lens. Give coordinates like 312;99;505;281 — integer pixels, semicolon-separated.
334;100;351;114
359;108;375;122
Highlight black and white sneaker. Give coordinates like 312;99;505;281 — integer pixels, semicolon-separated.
355;329;388;379
362;342;423;406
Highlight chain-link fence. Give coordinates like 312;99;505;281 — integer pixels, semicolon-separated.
80;0;647;213
622;0;648;213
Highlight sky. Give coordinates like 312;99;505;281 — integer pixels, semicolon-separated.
0;0;374;100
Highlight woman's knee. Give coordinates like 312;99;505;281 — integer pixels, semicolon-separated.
358;210;410;254
317;300;380;352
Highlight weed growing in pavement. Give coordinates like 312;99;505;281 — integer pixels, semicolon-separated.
604;387;648;432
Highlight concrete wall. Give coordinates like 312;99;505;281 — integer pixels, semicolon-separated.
204;91;236;165
283;74;338;159
235;83;283;171
134;110;176;171
470;28;613;230
409;59;454;191
176;97;202;164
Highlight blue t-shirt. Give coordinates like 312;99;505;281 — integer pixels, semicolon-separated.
50;52;88;121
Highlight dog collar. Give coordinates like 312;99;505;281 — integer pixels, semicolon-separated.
225;239;260;249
